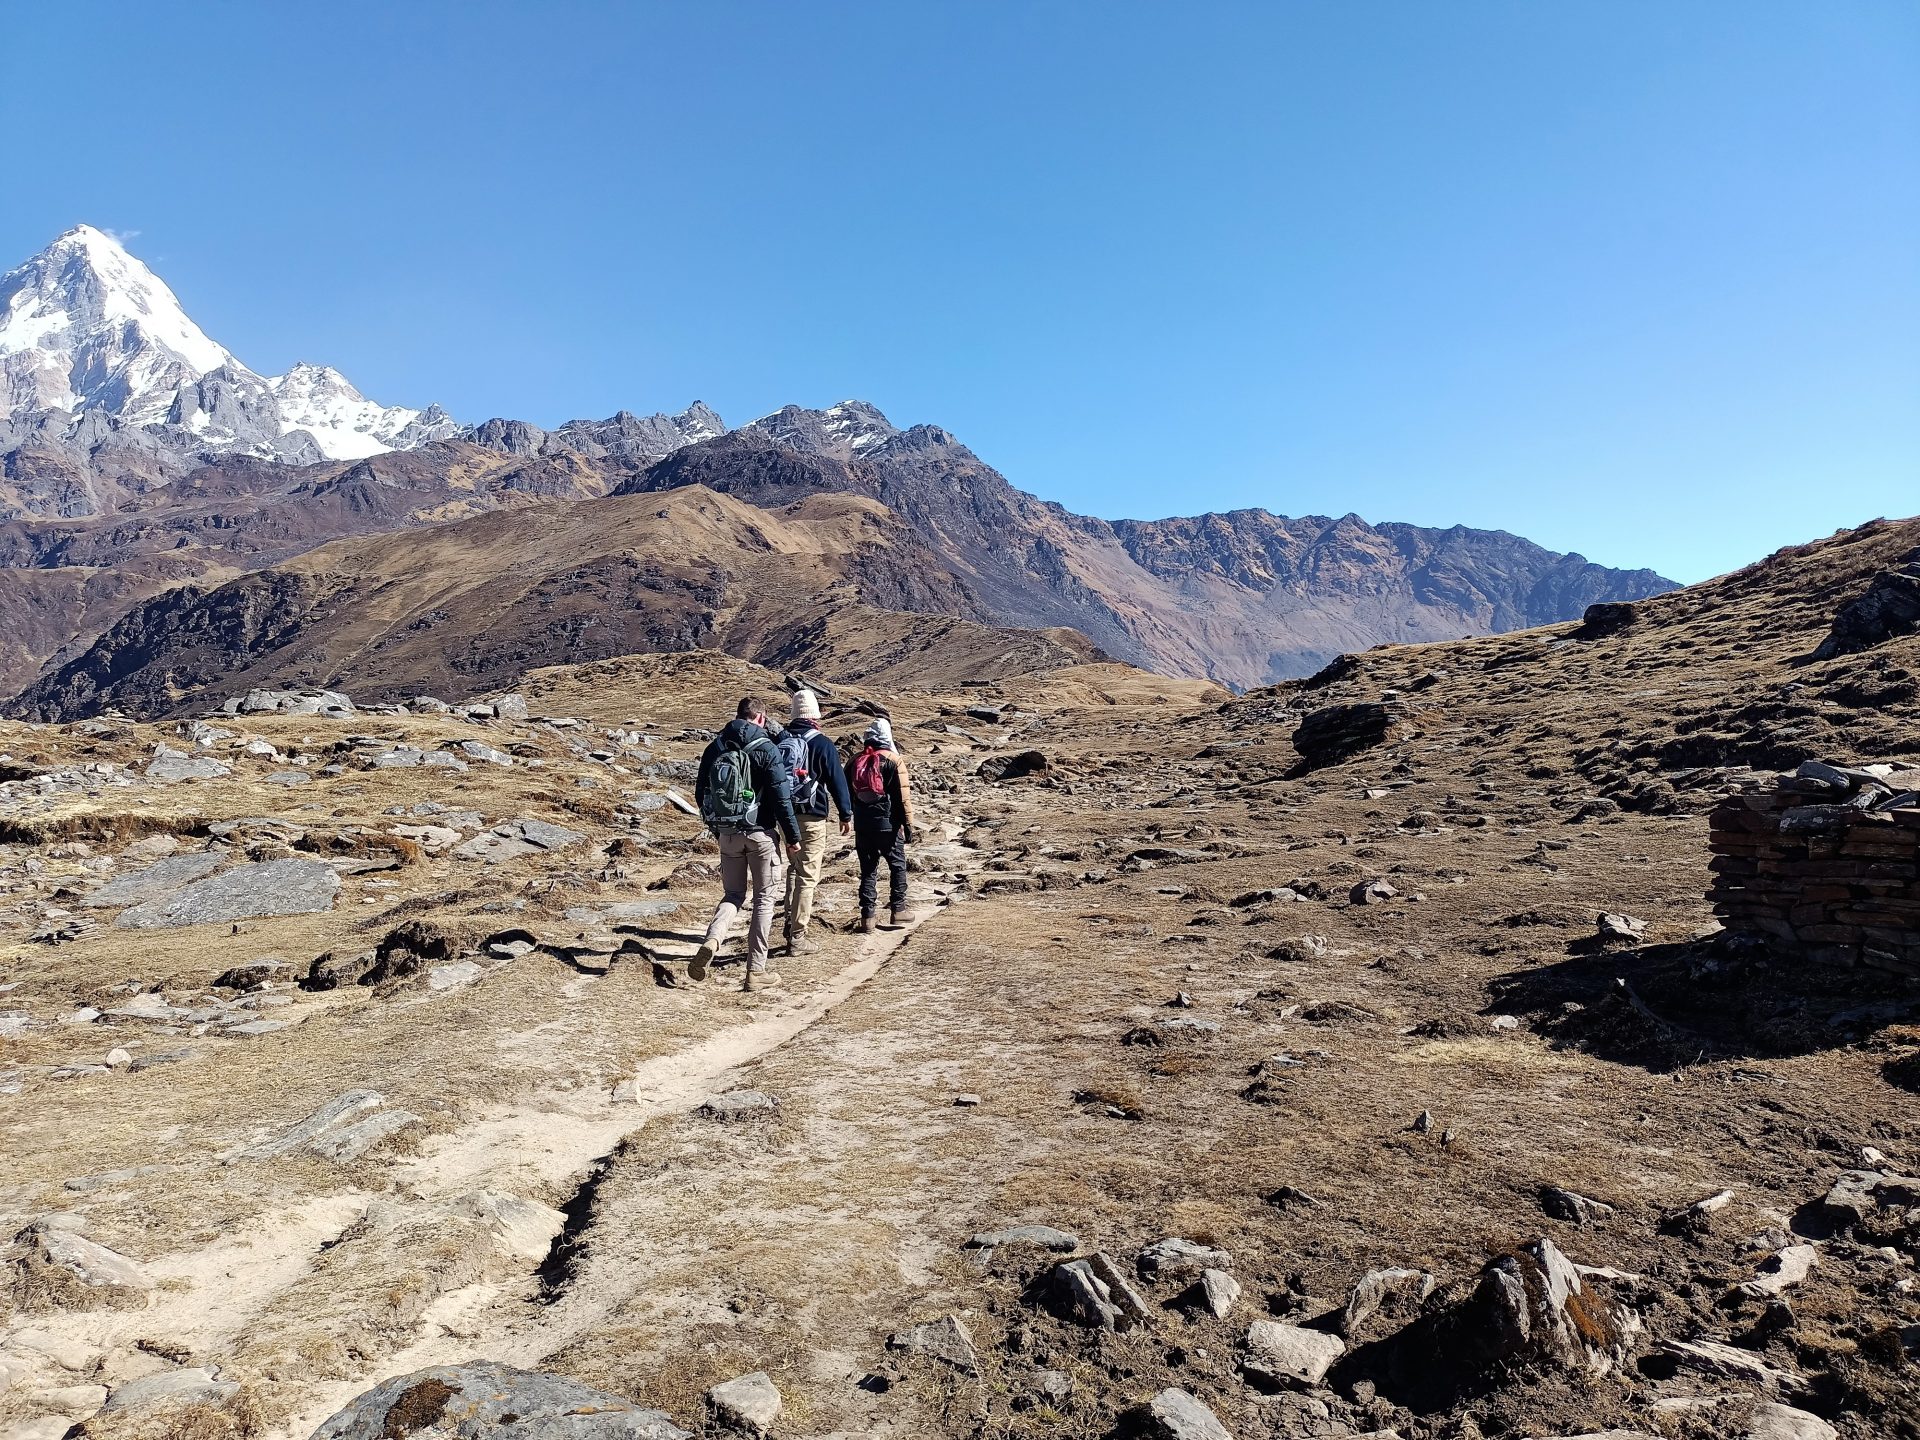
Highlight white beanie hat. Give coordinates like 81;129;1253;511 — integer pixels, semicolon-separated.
864;717;895;750
790;689;821;722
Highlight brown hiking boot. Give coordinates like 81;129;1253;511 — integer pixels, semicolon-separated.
890;907;907;927
744;969;783;991
789;930;815;956
687;940;716;983
860;916;875;935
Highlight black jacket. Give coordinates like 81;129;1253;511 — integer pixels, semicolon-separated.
695;718;801;845
788;719;853;821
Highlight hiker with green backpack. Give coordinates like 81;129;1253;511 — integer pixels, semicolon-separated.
690;696;803;990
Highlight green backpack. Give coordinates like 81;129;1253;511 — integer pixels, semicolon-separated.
702;735;770;833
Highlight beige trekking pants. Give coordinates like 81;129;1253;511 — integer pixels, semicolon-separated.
784;816;832;934
704;829;784;970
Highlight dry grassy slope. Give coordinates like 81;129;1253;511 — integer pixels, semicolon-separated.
0;441;631;697
11;486;1107;720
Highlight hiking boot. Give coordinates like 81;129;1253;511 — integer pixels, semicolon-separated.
744;969;783;991
789;930;816;956
860;915;876;935
687;941;716;983
890;907;907;927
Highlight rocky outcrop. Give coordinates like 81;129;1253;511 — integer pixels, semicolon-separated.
310;1362;691;1439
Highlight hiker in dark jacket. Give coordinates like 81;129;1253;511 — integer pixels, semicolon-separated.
691;696;802;990
777;689;852;956
849;716;914;932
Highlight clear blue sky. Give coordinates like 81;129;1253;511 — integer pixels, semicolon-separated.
7;1;1915;582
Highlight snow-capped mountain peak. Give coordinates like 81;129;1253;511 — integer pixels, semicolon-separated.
1;224;242;428
267;361;460;460
744;399;899;460
0;226;455;461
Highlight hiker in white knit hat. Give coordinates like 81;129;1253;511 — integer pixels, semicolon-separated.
772;689;851;956
848;715;914;930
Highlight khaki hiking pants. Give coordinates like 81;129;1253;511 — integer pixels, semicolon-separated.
704;829;784;971
784;816;832;935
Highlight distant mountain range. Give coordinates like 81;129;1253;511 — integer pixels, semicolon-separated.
0;226;1676;712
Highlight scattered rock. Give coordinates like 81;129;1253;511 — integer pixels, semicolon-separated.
453;817;587;864
1746;1402;1837;1440
1185;1268;1241;1319
705;1371;781;1437
11;1221;154;1301
309;1361;690;1440
1242;1319;1345;1387
966;1225;1078;1253
1054;1253;1153;1331
1139;1236;1232;1279
144;746;231;783
1144;1387;1234;1440
102;1368;240;1411
1737;1244;1818;1298
1541;1186;1615;1226
1350;879;1397;905
886;1315;979;1375
979;750;1049;783
1597;912;1646;943
1342;1266;1433;1335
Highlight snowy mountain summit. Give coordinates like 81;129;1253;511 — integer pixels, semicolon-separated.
0;225;456;461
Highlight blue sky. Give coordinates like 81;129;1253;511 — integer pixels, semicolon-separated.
6;1;1915;583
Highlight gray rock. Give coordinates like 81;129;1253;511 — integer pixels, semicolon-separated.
697;1091;777;1121
145;748;231;782
1746;1403;1837;1440
213;957;291;991
454;818;587;864
1817;1168;1920;1226
309;1361;690;1439
705;1372;781;1436
83;853;225;907
1036;1370;1072;1403
114;858;340;929
886;1316;979;1375
1139;1236;1232;1278
457;741;515;766
489;693;530;722
264;769;312;786
967;1224;1079;1253
1350;879;1397;905
1144;1387;1233;1440
1190;1268;1240;1319
1541;1186;1615;1225
1054;1253;1152;1332
14;1222;153;1292
305;1109;424;1162
1738;1243;1818;1298
1341;1266;1432;1334
222;1018;289;1037
242;1088;386;1159
1242;1320;1344;1386
1597;912;1646;943
103;1368;239;1411
1656;1338;1803;1388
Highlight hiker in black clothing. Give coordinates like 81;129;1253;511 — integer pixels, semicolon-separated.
691;696;802;990
775;689;853;955
848;716;914;931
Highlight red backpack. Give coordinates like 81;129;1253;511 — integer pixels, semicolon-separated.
851;745;888;804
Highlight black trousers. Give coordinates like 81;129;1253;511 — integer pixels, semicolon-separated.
857;828;908;916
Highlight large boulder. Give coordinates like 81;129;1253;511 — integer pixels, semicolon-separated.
309;1361;689;1439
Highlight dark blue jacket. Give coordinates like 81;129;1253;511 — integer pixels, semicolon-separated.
788;719;853;821
695;718;801;845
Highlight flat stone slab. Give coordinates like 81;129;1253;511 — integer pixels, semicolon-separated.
311;1361;690;1440
115;859;341;929
145;752;231;782
1243;1319;1345;1386
84;853;225;907
454;817;587;864
1146;1388;1233;1440
697;1090;777;1121
104;1368;240;1411
967;1224;1079;1252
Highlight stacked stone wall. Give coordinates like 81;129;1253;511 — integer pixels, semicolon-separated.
1709;763;1920;979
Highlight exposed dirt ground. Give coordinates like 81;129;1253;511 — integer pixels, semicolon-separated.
4;522;1920;1440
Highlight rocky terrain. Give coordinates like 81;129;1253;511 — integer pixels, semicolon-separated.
0;515;1916;1440
0;227;1674;705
